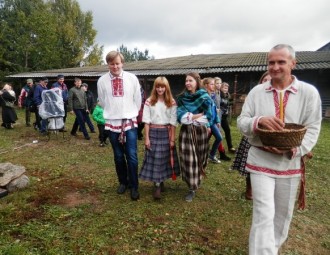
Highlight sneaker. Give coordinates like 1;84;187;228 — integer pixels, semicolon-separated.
185;190;195;202
208;155;221;164
219;153;231;161
229;147;236;153
85;136;91;140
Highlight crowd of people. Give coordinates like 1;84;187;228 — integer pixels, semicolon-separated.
0;44;322;255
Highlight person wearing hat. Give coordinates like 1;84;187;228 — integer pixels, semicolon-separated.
33;77;49;134
18;78;34;127
51;74;68;131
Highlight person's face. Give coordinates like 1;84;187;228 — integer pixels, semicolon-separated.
267;48;296;83
75;80;82;87
156;85;165;96
261;74;272;83
215;79;222;90
58;78;64;84
41;80;48;87
81;86;87;91
207;80;215;92
27;82;33;87
221;85;229;93
108;56;123;77
185;75;197;93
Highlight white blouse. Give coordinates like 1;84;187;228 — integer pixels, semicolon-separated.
142;99;177;126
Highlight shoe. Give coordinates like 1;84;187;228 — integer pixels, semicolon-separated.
59;128;67;132
71;132;77;136
153;186;161;200
219;152;231;161
91;130;96;133
160;182;165;192
85;136;91;140
208;155;221;164
117;184;127;194
40;131;48;136
26;123;31;127
229;147;236;153
99;143;105;147
185;190;195;202
131;189;140;201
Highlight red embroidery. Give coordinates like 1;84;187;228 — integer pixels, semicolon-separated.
112;78;124;97
105;121;138;130
246;163;302;176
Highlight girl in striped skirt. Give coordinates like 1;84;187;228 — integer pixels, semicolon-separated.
139;77;180;200
177;72;214;202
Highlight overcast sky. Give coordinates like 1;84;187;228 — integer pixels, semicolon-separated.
77;0;330;60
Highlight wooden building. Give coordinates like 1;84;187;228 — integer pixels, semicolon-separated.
8;48;330;117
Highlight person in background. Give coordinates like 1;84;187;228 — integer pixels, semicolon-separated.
137;83;147;140
18;78;34;127
51;74;68;130
238;44;321;254
68;78;91;140
97;51;142;201
177;72;213;202
139;76;179;200
202;77;222;164
81;83;96;133
231;71;271;200
33;77;49;135
214;77;231;161
0;84;17;129
92;101;108;147
220;82;236;153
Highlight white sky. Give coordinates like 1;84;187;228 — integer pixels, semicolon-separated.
77;0;330;60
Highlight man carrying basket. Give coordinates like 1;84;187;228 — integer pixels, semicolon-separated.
237;44;322;255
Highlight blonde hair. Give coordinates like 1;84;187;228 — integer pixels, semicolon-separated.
149;77;174;107
202;77;215;92
105;51;125;64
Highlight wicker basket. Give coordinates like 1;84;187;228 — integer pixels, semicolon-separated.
258;123;307;150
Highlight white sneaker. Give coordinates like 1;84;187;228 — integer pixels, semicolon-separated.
208;155;221;164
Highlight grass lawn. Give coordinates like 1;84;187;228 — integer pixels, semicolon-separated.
0;108;329;255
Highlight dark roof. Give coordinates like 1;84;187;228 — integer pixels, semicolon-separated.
8;51;330;79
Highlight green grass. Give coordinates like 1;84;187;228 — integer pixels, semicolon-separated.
0;108;329;255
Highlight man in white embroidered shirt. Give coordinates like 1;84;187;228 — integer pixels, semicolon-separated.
237;44;321;254
97;51;142;201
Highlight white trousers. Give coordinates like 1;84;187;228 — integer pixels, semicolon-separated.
249;173;300;255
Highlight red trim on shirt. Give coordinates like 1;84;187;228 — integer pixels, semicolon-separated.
246;163;302;176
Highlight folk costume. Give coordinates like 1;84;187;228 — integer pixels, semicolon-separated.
238;76;322;254
139;99;180;184
177;89;213;192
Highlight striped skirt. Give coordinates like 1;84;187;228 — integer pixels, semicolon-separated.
139;127;180;183
178;124;209;190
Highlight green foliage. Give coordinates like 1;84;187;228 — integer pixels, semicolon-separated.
118;44;154;62
0;110;329;254
0;0;103;80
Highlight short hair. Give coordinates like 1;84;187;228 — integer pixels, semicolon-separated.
105;51;125;64
74;77;81;82
271;44;296;59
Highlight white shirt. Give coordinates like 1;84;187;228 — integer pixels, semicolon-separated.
142;99;177;126
237;76;322;178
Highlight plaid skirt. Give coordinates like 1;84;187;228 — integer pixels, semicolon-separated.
179;124;209;190
230;136;251;176
139;127;180;183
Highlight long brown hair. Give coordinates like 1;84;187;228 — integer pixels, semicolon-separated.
177;72;202;96
149;76;174;107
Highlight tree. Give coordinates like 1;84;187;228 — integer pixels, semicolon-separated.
117;44;154;62
0;0;103;80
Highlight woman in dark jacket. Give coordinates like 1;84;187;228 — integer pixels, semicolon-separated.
0;84;18;129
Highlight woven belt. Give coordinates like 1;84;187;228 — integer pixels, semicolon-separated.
149;124;169;129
